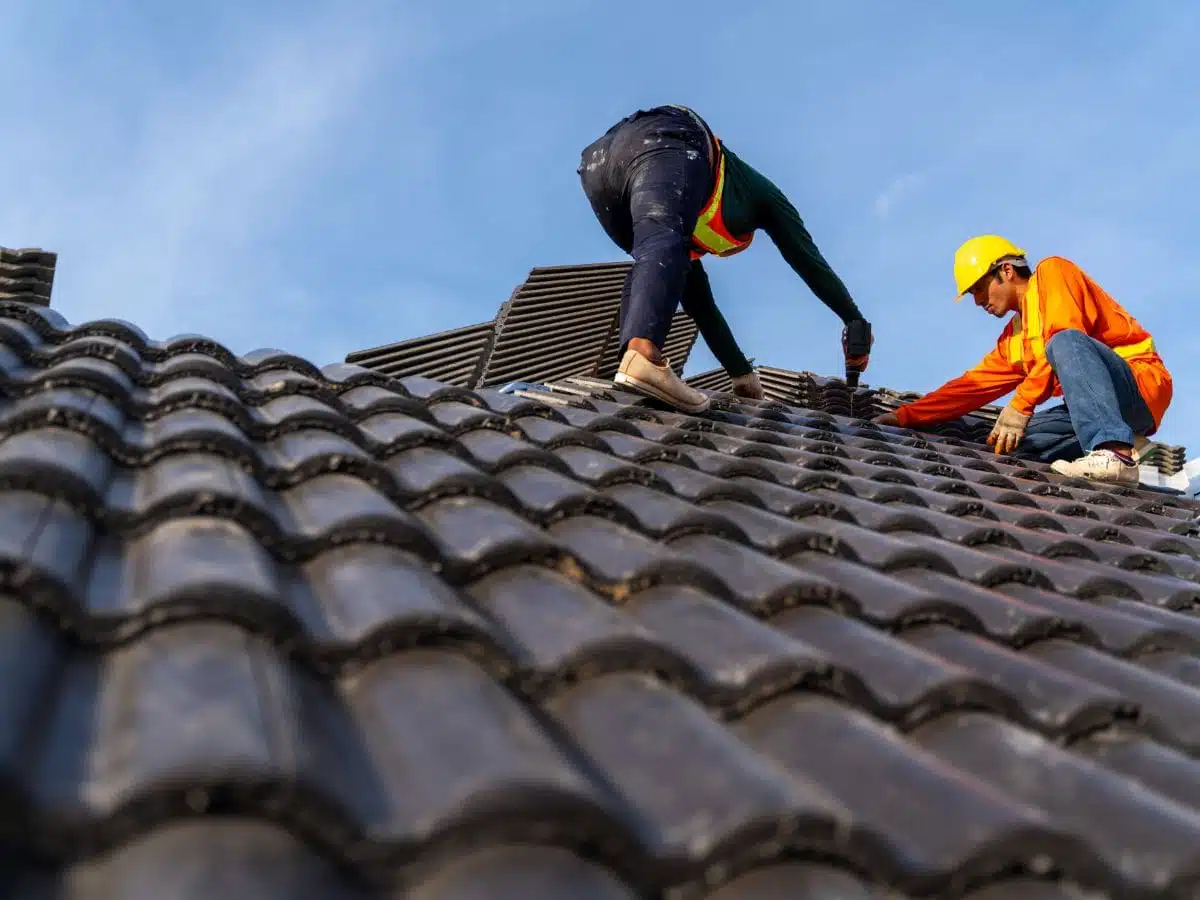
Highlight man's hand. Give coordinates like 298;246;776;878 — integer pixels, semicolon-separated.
842;318;873;386
872;412;901;426
730;369;764;400
988;404;1030;455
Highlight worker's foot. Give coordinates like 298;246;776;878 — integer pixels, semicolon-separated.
614;348;711;413
730;370;763;400
1050;448;1140;484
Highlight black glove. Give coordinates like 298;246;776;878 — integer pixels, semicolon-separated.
842;318;873;387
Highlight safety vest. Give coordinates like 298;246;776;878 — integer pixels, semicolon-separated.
689;137;755;260
659;105;755;261
1005;278;1158;371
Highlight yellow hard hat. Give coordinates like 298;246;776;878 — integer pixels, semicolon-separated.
953;234;1026;299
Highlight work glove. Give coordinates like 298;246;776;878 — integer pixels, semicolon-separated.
842;318;873;387
988;403;1030;456
731;370;764;400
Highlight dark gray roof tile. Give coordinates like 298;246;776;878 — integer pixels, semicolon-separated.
297;543;503;665
993;583;1200;656
911;713;1200;895
416;495;566;581
409;845;642;900
549;444;670;490
1138;650;1200;687
600;483;749;543
0;247;57;307
466;564;661;688
736;695;1084;891
379;445;510;506
497;463;629;525
887;570;1074;644
1025;640;1200;753
774;607;1012;719
1074;732;1200;814
543;671;846;868
902;625;1136;736
706;862;900;899
621;584;831;712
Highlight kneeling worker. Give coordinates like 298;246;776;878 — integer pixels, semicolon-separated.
873;235;1172;485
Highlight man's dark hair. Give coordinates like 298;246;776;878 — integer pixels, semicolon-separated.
996;255;1033;279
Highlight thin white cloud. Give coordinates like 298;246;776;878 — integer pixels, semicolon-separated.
0;4;409;356
873;172;927;220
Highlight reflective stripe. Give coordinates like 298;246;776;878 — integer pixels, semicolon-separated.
1023;277;1045;362
1114;335;1157;359
1011;273;1158;371
1007;333;1023;367
691;147;755;258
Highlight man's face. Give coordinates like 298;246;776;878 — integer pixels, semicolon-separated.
969;263;1020;317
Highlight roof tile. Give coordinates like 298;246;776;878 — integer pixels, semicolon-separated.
736;694;1078;889
911;713;1200;894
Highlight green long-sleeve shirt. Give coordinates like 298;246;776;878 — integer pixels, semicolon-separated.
680;143;864;376
717;145;862;322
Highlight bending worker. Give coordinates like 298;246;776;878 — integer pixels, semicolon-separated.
578;103;874;413
874;235;1172;485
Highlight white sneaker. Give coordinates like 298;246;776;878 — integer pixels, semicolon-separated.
1050;449;1140;484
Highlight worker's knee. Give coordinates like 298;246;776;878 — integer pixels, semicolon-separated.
1045;328;1088;366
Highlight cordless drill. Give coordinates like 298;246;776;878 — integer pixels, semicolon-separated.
842;319;873;388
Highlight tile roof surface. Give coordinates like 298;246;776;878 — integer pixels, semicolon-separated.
2;294;1200;900
344;321;495;386
346;263;700;390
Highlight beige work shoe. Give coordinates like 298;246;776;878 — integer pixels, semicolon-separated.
1050;449;1140;485
731;370;764;400
614;348;711;413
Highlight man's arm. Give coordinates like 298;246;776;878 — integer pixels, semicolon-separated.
1008;257;1093;416
679;260;755;378
895;340;1025;428
752;174;864;324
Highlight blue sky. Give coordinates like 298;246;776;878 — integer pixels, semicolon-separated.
3;1;1197;452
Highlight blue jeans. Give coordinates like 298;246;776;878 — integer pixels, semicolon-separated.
1012;329;1155;464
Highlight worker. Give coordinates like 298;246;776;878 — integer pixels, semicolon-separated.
577;104;874;412
873;235;1172;485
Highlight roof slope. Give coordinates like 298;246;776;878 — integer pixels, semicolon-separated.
2;299;1200;899
343;320;494;386
345;262;700;390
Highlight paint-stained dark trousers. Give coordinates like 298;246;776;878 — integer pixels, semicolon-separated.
577;106;715;354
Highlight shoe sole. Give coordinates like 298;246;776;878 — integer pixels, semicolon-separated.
613;371;710;413
1050;464;1139;484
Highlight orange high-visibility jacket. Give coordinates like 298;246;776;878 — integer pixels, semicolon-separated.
894;256;1172;435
